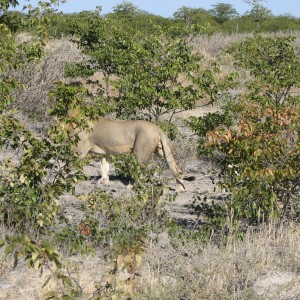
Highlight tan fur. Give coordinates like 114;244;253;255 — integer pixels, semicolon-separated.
74;118;185;191
63;109;188;191
66;113;186;191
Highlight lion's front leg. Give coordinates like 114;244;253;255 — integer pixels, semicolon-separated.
98;157;110;185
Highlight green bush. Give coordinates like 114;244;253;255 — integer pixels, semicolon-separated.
0;1;88;297
66;11;235;146
68;13;204;122
189;35;300;236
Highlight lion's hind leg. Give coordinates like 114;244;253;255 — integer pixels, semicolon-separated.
133;135;157;164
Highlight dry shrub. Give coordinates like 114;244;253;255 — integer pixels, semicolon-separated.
192;31;300;58
12;36;87;121
1;222;300;299
139;222;300;299
0;252;105;299
171;132;198;172
192;32;253;57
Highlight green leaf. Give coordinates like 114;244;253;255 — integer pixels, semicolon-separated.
4;244;15;256
0;240;5;248
32;251;40;261
42;275;51;288
61;275;72;287
44;290;56;299
41;241;56;254
34;259;41;270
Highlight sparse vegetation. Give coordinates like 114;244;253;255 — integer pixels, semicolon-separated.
1;1;300;299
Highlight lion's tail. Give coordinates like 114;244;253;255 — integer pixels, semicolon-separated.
159;131;186;191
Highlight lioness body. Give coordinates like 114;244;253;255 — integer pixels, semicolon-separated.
71;117;186;191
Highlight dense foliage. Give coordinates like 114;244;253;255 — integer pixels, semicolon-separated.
189;35;300;235
5;1;300;37
63;7;234;141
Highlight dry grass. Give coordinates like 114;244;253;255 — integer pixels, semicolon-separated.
192;30;300;57
139;222;300;300
0;252;106;299
1;223;300;299
12;36;87;121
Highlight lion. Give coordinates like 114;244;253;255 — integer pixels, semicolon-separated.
64;111;194;191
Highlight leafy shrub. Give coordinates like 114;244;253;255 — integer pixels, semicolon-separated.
189;35;300;235
0;1;90;297
67;11;232;127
